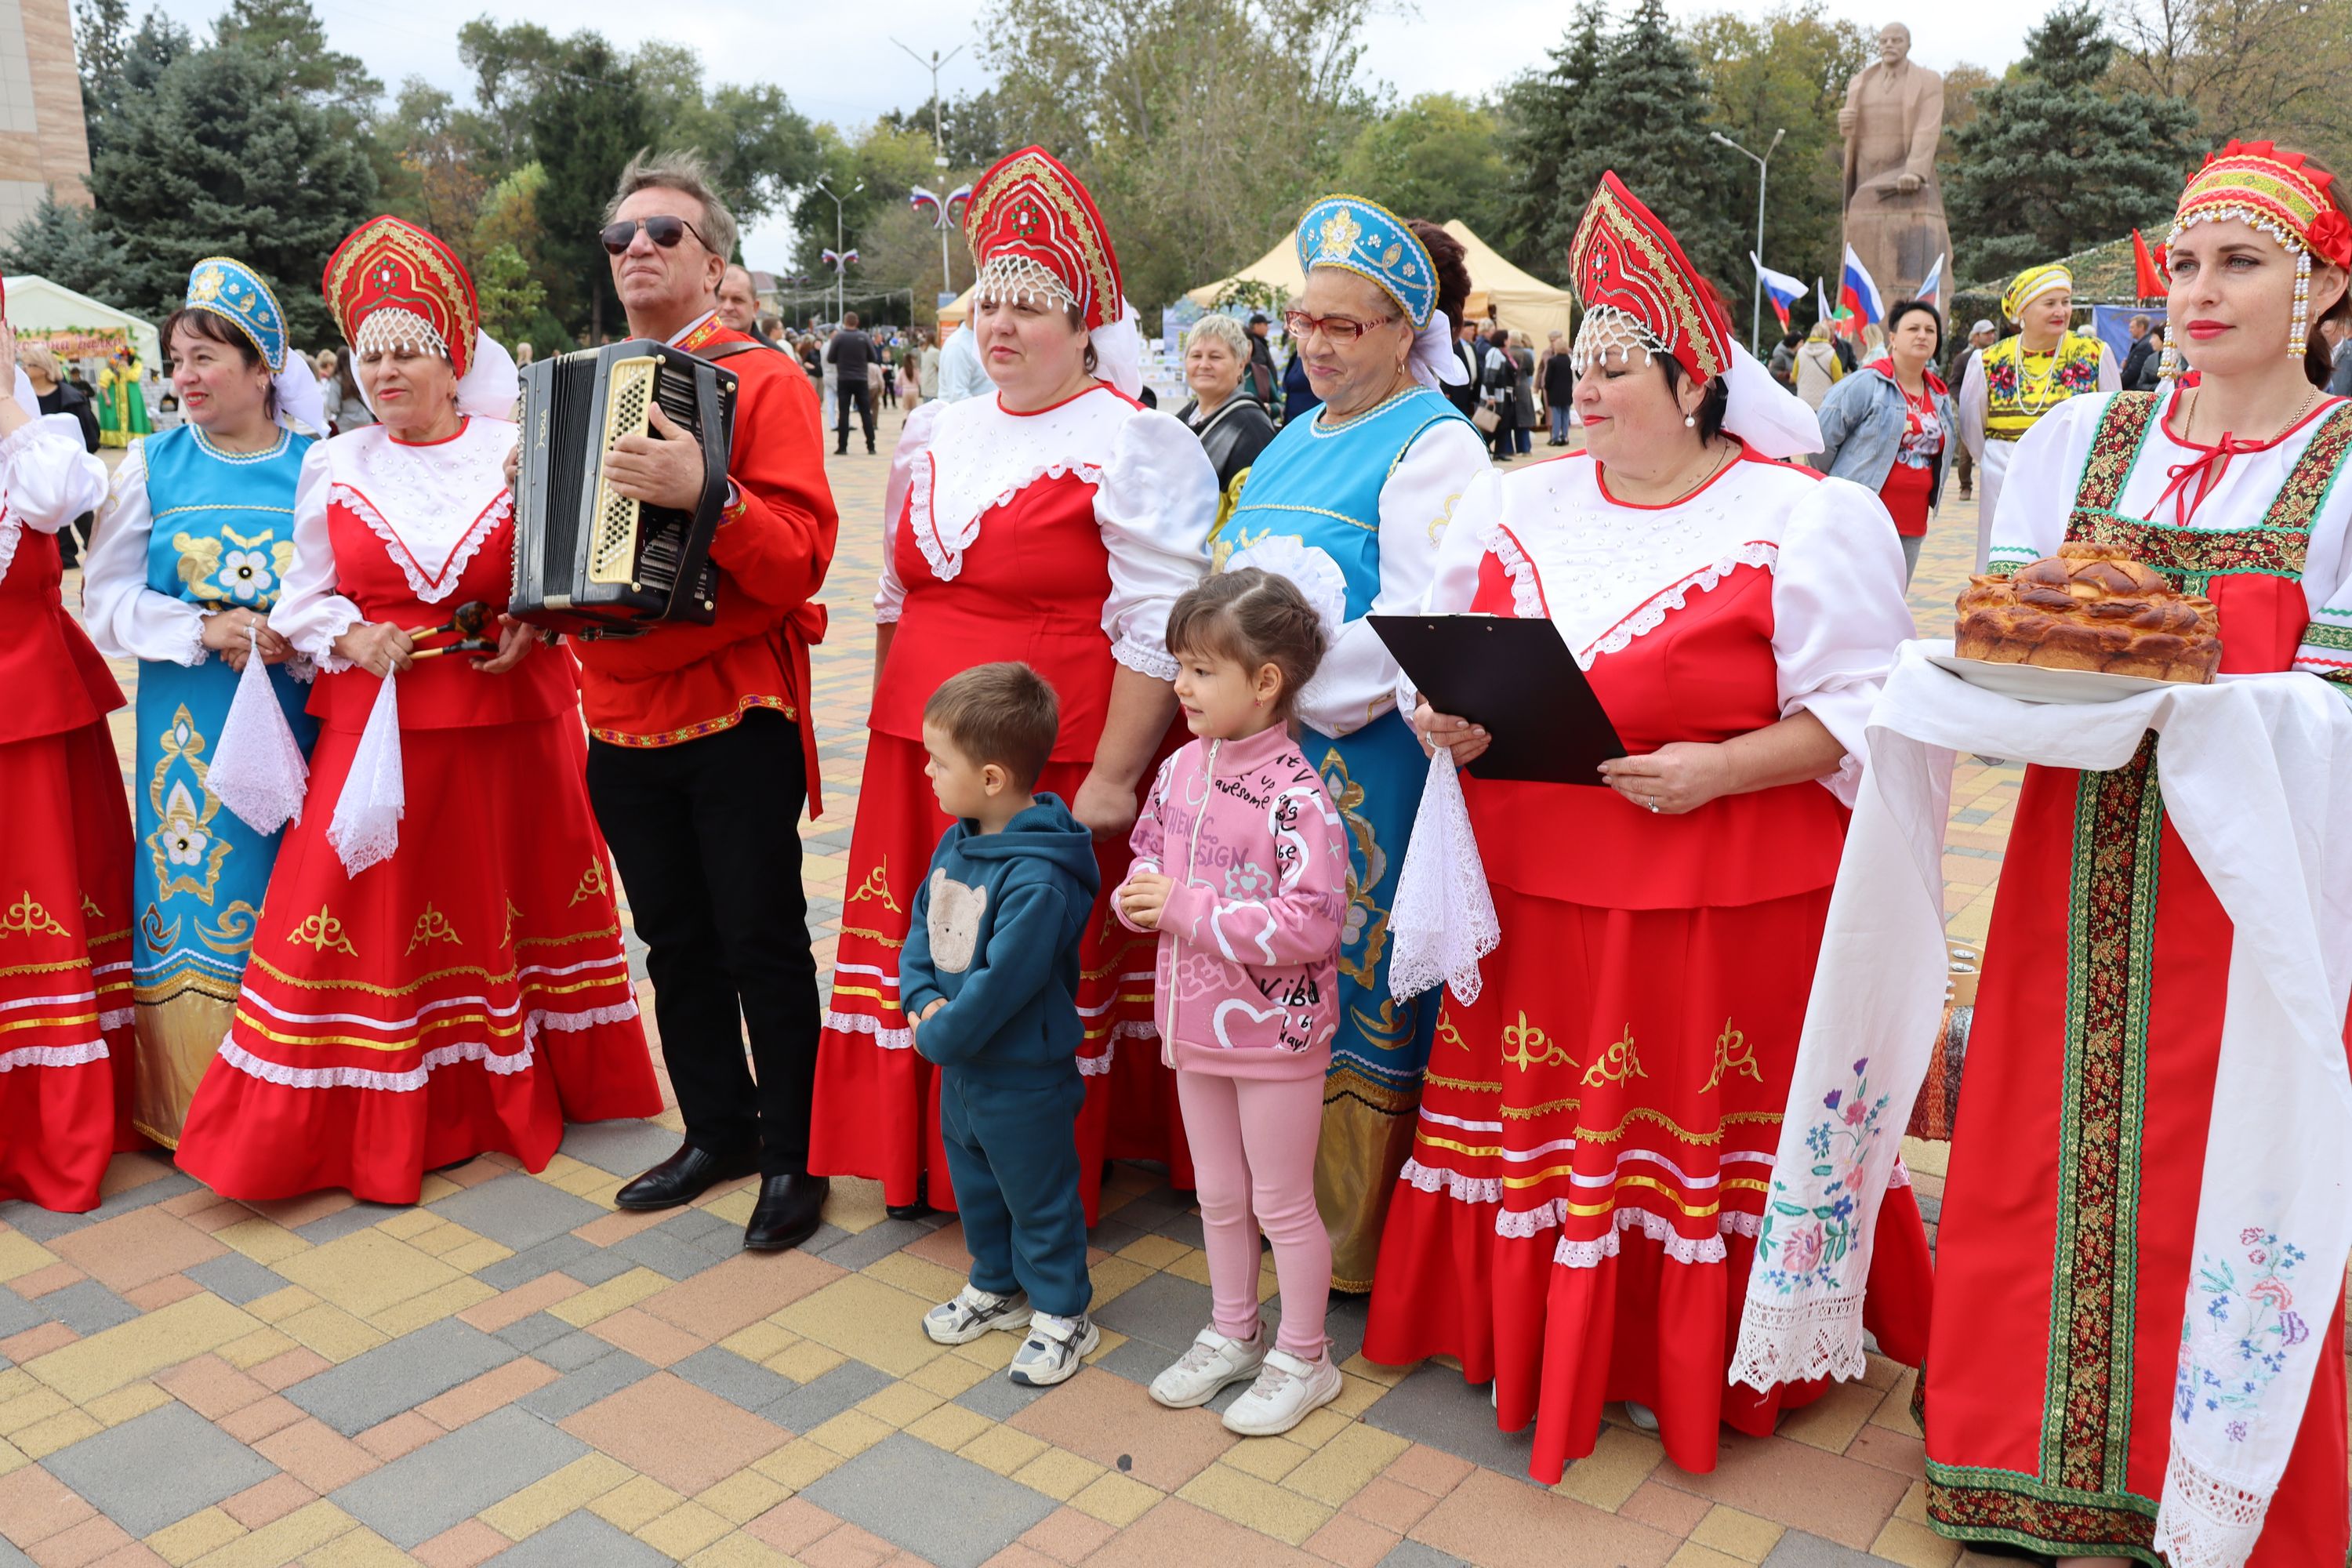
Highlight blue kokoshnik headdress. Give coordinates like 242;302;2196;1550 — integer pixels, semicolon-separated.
1294;195;1437;330
184;257;289;373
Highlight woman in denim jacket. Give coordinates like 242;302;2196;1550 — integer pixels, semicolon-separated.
1813;299;1958;583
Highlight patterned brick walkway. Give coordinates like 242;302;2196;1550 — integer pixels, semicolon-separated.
0;416;2061;1567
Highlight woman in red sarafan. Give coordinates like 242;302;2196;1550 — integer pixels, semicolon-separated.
0;348;133;1212
808;147;1217;1221
1362;173;1933;1482
174;216;659;1203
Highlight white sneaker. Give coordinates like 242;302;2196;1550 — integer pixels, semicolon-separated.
1008;1311;1099;1386
923;1284;1031;1345
1149;1323;1267;1409
1622;1399;1661;1434
1221;1346;1341;1436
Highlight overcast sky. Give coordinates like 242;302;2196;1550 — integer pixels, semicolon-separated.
151;0;2054;269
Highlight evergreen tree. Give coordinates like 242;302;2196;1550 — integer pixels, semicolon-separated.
73;2;191;161
85;42;378;343
1502;0;1606;267
1947;2;2201;279
526;34;652;341
0;192;130;301
1569;0;1742;290
212;0;379;119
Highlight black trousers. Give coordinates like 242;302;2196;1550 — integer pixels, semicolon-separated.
585;707;820;1175
834;382;876;448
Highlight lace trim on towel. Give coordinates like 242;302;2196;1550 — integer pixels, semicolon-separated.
334;483;513;605
0;1039;109;1073
1479;517;1546;619
2152;1448;2271;1568
1580;541;1779;669
213;1001;637;1093
1726;1288;1868;1392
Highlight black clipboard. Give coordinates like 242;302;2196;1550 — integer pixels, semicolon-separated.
1368;614;1625;783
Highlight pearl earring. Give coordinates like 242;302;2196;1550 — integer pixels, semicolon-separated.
1683;412;1697;428
2290;248;2312;358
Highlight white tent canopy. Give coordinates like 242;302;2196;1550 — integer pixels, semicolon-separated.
1184;220;1576;344
5;274;161;366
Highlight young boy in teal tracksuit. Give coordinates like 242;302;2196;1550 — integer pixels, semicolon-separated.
900;662;1102;1387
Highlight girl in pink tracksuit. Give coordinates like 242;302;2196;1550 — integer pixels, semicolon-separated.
1115;569;1348;1438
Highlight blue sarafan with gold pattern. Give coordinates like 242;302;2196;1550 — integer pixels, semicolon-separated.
125;420;316;1145
1294;196;1437;330
183;257;289;373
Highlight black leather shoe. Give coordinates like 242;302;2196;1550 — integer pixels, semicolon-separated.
744;1173;829;1251
885;1171;934;1223
614;1144;758;1211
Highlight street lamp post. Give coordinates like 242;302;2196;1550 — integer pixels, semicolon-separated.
813;175;864;323
892;38;967;300
1711;127;1784;356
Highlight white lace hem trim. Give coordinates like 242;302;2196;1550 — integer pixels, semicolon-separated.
1578;542;1779;670
1479;518;1546;619
0;1040;110;1073
99;1008;132;1031
1400;1159;1764;1258
212;1000;638;1093
333;482;514;605
822;1009;1150;1074
2152;1447;2271;1568
1726;1290;1867;1392
911;451;1106;583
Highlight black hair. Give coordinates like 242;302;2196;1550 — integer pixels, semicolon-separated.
164;308;278;421
1885;299;1944;358
1655;354;1730;444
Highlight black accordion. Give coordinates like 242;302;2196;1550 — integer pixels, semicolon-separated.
510;339;739;637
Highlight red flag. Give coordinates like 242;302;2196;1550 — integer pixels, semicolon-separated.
2132;229;2168;300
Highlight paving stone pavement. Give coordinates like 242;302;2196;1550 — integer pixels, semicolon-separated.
0;409;2219;1567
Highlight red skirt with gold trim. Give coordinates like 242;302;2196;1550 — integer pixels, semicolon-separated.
1363;882;1932;1480
176;713;659;1204
0;719;136;1211
809;731;1187;1220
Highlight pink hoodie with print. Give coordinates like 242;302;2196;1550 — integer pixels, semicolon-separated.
1116;722;1348;1080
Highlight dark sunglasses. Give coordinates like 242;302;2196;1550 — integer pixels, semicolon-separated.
598;215;709;256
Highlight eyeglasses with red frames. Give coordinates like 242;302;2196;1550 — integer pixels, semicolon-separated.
598;216;711;256
1282;309;1396;344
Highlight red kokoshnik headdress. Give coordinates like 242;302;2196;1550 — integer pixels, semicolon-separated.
964;146;1123;333
2168;141;2352;365
1567;172;1734;383
323;216;481;379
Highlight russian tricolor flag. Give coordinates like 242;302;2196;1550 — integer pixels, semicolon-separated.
1751;253;1804;330
1839;245;1885;332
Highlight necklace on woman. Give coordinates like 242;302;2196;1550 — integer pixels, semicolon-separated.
2013;339;2070;418
2180;383;2320;448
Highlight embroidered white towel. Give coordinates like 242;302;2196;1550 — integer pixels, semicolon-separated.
1388;749;1499;1006
206;624;310;837
327;671;403;876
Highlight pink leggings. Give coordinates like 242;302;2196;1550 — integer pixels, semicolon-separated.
1174;1069;1332;1358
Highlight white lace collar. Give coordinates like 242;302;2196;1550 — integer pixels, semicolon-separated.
1485;454;1790;669
326;418;515;604
909;384;1138;581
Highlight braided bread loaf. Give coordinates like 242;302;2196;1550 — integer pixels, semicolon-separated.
1955;543;2221;683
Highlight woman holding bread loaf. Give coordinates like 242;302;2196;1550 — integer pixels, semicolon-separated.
1918;143;2352;1566
1360;173;1932;1482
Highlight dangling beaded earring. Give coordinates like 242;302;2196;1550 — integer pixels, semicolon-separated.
2290;247;2313;358
2159;337;2182;379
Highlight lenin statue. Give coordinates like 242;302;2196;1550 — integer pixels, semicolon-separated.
1839;23;1951;303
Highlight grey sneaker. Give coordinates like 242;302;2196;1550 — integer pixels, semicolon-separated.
1007;1311;1099;1386
923;1284;1031;1345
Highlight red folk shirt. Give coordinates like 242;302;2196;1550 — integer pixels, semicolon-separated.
571;314;839;812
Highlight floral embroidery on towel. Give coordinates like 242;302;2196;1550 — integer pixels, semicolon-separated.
1756;1056;1890;1295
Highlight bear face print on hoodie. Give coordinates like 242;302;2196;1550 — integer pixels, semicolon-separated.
898;793;1104;1082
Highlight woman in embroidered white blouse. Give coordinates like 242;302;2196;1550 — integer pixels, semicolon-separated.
1360;172;1933;1483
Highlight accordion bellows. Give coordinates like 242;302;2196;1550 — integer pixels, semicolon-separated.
510;339;739;637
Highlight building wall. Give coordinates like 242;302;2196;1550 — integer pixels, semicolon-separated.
0;0;89;237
